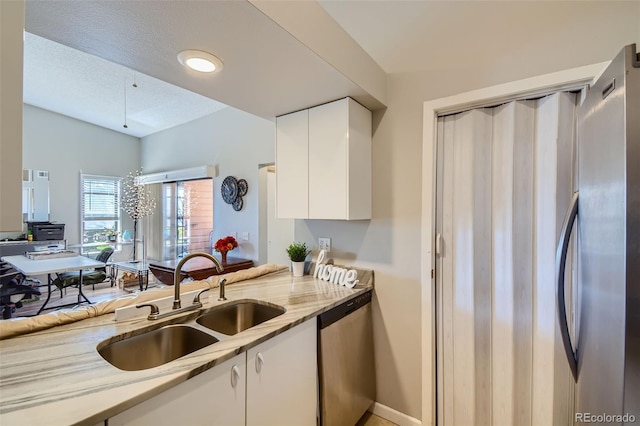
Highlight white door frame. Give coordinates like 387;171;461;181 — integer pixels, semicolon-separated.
420;62;608;426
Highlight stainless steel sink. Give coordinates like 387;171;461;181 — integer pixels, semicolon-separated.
98;324;219;371
196;300;286;335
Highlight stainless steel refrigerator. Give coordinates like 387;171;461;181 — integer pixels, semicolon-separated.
556;44;639;424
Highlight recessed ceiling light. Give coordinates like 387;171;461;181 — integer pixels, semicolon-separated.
177;50;224;74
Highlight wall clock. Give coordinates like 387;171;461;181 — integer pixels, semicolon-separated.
221;176;238;204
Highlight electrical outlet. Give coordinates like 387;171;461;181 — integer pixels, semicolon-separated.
242;232;249;241
319;237;331;252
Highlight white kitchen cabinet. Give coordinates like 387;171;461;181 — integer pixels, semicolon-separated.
276;97;372;220
109;353;246;426
276;109;309;219
246;318;317;426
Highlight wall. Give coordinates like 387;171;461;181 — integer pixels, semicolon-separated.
22;105;140;254
0;0;24;233
295;7;640;422
141;106;275;263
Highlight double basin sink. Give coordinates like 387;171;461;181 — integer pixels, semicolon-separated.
97;300;286;371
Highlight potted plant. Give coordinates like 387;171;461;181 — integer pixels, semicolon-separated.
214;235;238;263
286;242;310;277
105;228;118;242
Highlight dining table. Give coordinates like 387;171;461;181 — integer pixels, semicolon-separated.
1;254;105;314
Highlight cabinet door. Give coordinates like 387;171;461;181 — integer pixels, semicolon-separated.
345;99;372;220
308;99;348;219
276;109;309;219
109;353;246;426
246;319;317;426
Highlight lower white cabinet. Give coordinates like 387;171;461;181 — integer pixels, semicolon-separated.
108;319;317;426
109;353;246;426
246;318;317;426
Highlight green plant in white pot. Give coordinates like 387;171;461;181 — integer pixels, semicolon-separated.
286;242;310;277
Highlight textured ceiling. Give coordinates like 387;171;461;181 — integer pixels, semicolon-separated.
24;33;228;138
24;0;373;138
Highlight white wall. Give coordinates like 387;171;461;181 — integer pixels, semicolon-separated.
140;106;274;262
22;105;140;252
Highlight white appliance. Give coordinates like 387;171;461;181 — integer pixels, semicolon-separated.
22;169;50;222
556;44;639;423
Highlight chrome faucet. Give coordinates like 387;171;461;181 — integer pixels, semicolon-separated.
136;252;223;320
173;252;223;309
137;288;210;321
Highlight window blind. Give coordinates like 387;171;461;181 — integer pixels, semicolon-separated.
81;175;120;221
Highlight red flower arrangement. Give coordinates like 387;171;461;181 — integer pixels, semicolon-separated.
214;235;238;253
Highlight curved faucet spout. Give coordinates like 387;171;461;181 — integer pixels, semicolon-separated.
173;252;224;309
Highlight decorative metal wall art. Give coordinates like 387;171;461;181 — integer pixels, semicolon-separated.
221;176;248;211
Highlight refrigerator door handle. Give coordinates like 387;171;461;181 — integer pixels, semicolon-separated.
556;191;579;382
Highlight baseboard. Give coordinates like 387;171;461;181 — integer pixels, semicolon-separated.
369;402;422;426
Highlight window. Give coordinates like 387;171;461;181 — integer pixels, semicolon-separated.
80;174;121;254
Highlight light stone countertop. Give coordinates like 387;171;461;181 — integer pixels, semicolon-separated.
0;268;373;426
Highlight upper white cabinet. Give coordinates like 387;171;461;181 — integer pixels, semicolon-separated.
276;97;372;220
276;109;310;219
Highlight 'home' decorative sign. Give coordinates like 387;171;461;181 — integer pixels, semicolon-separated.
313;250;359;288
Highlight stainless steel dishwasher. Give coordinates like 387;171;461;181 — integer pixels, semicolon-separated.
318;290;375;426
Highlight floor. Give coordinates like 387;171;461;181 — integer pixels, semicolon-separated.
357;411;398;426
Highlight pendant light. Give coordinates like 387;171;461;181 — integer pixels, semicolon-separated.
123;76;128;129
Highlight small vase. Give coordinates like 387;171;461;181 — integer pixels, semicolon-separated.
221;252;227;264
291;261;304;277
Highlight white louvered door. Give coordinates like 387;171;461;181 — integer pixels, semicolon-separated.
436;92;577;426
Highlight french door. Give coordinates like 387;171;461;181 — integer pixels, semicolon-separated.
161;179;213;259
